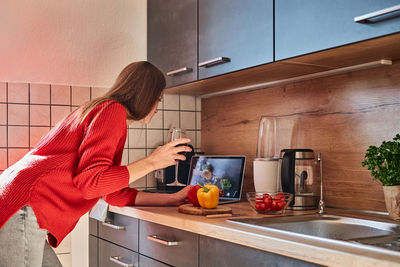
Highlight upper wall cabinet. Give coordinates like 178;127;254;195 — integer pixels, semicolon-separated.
198;0;274;80
275;0;400;61
148;0;198;88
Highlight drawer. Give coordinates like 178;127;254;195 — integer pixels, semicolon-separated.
139;220;198;267
139;255;170;267
199;236;321;267
89;217;98;236
89;235;98;267
99;213;139;252
99;239;138;267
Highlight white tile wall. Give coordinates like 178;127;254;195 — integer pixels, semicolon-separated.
147;111;163;129
1;83;205;267
181;111;196;130
125;94;201;189
147;129;163;148
163;94;179;110
164;110;180;129
180;95;196;110
128;129;146;148
0;84;202;190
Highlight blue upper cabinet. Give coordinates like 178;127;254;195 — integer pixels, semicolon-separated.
148;0;197;88
198;0;273;80
275;0;400;61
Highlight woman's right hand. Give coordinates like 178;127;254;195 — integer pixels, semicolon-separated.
147;138;192;170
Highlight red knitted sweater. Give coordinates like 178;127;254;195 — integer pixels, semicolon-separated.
0;101;138;247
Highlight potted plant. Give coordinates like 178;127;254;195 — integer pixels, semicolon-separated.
362;134;400;220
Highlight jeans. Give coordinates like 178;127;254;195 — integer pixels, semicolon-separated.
0;206;62;267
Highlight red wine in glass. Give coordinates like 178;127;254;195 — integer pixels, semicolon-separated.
167;128;187;186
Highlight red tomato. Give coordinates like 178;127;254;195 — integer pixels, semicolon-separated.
255;202;266;211
275;200;286;211
274;193;285;201
271;200;281;211
256;194;264;203
263;194;272;206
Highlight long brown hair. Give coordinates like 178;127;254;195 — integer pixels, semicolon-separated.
77;61;165;122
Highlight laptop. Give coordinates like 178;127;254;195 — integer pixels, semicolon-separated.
187;155;246;204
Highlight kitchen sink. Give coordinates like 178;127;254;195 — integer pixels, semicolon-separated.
228;214;400;241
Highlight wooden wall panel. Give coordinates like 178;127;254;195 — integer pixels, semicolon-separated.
201;61;400;211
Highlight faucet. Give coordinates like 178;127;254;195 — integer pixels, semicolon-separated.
317;152;325;215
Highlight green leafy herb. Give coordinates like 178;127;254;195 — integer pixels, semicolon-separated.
361;134;400;186
221;178;231;188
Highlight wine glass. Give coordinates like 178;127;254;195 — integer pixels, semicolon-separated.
166;127;187;186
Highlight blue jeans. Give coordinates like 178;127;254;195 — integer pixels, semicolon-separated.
0;206;62;267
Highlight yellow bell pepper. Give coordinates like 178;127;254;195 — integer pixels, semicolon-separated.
197;184;219;209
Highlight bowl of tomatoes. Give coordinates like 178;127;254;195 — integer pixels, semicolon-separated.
247;192;293;215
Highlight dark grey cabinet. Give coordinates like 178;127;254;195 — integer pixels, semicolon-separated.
275;0;400;60
99;239;139;267
148;0;198;88
139;255;170;267
89;217;98;236
139;220;198;267
89;213;325;266
198;0;274;79
98;213;139;252
89;235;98;267
199;236;322;267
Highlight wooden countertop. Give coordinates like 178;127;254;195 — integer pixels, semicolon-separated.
109;202;400;267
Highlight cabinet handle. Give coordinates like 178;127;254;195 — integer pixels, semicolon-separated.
354;4;400;23
198;57;230;68
109;256;134;267
102;222;125;230
147;235;179;246
166;67;193;76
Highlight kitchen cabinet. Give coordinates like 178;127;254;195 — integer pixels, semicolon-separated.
99;239;139;267
90;214;198;267
89;212;326;267
89;217;98;236
89;235;98;267
148;0;197;88
139;255;170;267
199;236;322;267
275;0;400;60
198;0;274;79
98;213;139;252
139;220;198;267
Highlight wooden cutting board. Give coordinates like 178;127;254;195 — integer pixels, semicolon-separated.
178;204;232;216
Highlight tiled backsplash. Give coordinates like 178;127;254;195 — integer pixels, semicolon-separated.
0;81;201;190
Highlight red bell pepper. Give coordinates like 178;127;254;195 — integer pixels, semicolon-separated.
187;185;201;207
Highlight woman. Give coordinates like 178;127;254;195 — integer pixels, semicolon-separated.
0;61;192;266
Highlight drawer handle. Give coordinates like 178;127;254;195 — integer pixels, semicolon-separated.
166;67;193;76
354;4;400;23
109;256;134;267
102;222;126;230
198;57;230;68
147;235;179;246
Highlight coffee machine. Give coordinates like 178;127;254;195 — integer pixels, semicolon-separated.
280;149;321;210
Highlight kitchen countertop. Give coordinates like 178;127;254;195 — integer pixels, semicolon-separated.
109;202;400;267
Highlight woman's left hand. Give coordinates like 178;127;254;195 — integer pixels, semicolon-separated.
167;185;193;206
134;185;193;206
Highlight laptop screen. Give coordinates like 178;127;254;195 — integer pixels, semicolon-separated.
187;156;246;200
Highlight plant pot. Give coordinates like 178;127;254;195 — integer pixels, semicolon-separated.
383;185;400;221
